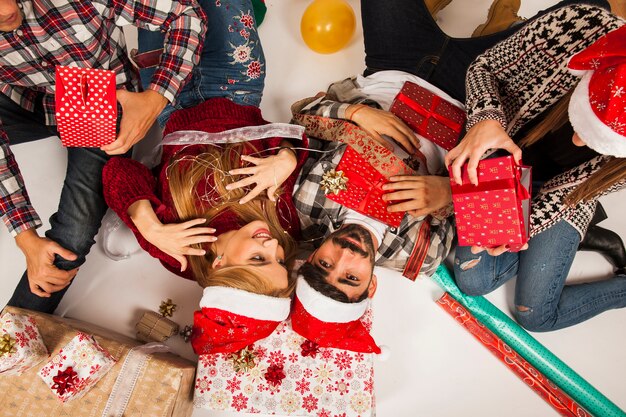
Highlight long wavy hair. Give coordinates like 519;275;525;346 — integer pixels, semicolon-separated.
167;142;297;297
517;90;626;205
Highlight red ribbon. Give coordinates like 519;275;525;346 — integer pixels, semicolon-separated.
396;92;463;133
51;366;79;396
343;170;388;212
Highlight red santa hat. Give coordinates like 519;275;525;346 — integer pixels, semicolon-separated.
568;25;626;157
190;286;290;355
290;276;382;354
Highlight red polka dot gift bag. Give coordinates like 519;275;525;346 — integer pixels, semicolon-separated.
55;66;117;148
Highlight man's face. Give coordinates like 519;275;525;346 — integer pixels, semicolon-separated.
308;224;377;301
0;0;22;32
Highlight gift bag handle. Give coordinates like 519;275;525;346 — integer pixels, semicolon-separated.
78;72;90;109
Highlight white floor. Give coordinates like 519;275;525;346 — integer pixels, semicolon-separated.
1;1;625;416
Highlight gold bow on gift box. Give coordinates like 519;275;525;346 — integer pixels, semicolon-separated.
0;334;17;356
230;346;257;373
320;169;348;195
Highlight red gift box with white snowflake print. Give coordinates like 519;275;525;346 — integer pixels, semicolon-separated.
389;81;465;151
38;331;116;402
0;312;48;375
326;146;404;228
55;66;117;147
193;314;375;417
450;155;532;251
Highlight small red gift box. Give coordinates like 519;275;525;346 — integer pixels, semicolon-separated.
389;81;465;151
325;146;404;227
55;66;117;147
450;156;531;251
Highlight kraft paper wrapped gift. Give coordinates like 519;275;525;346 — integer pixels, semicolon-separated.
0;312;47;375
450;155;532;251
194;315;375;417
55;66;117;147
135;311;180;343
0;306;195;417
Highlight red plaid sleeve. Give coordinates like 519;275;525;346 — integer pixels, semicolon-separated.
0;127;42;236
105;0;208;102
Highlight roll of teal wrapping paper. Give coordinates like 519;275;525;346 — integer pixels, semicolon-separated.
432;265;626;417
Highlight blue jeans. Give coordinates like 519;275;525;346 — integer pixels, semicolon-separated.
138;0;265;127
454;220;626;331
360;0;610;102
3;94;118;313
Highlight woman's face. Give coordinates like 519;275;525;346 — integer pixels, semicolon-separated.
213;220;288;289
572;132;586;147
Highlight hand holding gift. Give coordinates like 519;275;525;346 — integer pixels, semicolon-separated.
450;155;531;252
101;90;168;155
445;119;523;185
347;104;420;153
382;175;452;218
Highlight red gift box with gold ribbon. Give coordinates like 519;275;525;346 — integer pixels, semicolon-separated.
55;66;117;148
389;81;465;151
450;156;531;251
326;146;404;228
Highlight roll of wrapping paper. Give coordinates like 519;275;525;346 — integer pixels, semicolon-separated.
432;265;626;417
437;292;588;417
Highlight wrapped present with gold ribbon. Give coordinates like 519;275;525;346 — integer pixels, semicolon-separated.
0;307;195;417
0;311;47;375
135;310;180;343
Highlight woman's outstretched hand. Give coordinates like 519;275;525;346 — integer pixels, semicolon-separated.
445;119;522;186
227;147;298;204
128;200;216;271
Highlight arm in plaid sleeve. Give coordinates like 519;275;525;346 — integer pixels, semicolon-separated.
0;127;42;237
297;77;381;120
99;0;208;102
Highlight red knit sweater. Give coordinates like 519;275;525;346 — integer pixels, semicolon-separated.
103;98;307;279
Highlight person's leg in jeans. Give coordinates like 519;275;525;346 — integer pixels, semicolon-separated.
138;0;265;128
514;220;626;331
4;94;121;313
360;0;610;102
453;245;520;295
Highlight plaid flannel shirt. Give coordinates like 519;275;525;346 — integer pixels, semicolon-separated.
0;0;206;236
294;140;454;279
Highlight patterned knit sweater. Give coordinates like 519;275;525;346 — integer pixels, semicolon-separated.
465;5;625;238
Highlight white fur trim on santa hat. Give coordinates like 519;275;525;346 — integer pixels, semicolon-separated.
199;286;290;322
296;276;369;323
566;55;589;77
569;72;626;158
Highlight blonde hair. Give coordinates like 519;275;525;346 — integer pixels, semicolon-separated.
517;90;626;205
167;142;297;296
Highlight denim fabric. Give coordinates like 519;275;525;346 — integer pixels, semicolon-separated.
2;95;119;313
138;0;266;127
360;0;610;102
454;220;626;331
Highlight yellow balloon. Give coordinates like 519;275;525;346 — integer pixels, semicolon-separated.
300;0;356;54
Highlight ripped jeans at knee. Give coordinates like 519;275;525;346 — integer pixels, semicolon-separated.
452;246;520;296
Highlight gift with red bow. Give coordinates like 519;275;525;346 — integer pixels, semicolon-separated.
450;155;532;251
55;66;118;147
0;312;47;375
389;81;466;151
324;145;405;228
38;331;116;402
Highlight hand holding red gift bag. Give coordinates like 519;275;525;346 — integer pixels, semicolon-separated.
450;155;531;252
55;66;117;148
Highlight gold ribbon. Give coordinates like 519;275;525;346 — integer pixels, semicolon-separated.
0;334;17;356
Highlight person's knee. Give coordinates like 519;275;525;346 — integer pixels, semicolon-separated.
454;255;492;296
514;304;551;332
